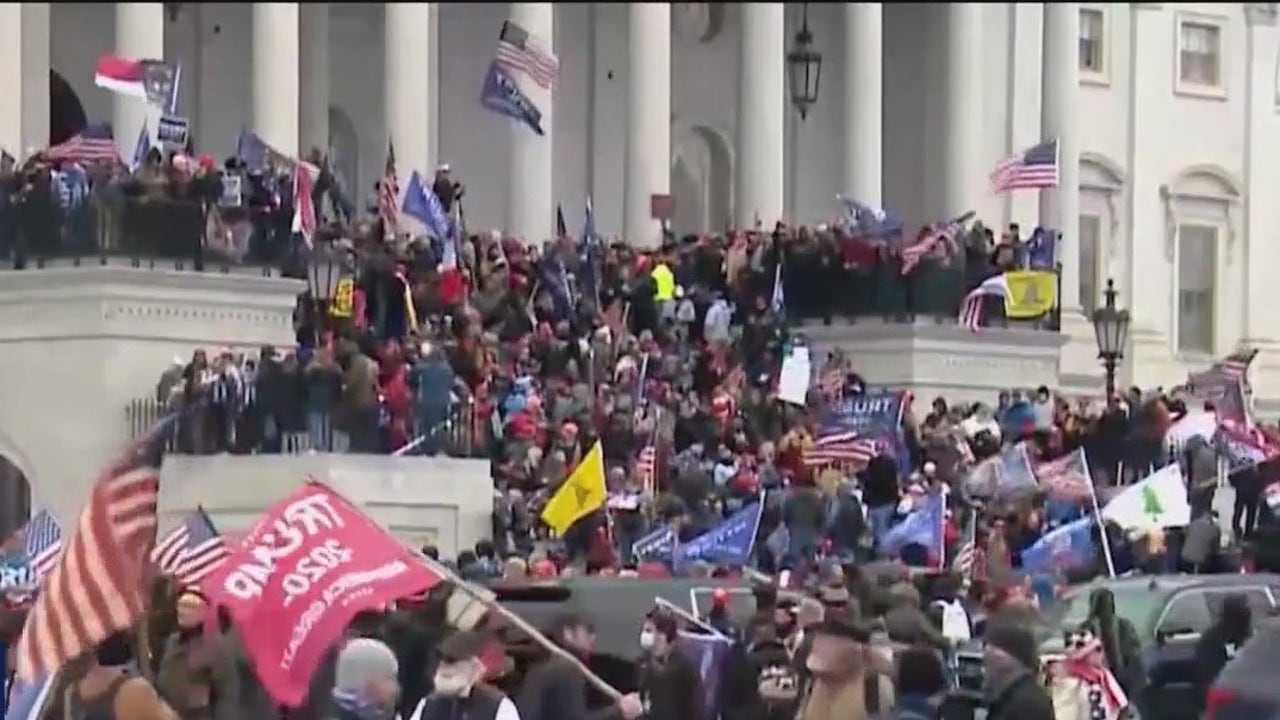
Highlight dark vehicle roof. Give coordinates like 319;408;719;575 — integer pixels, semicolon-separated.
490;576;762;661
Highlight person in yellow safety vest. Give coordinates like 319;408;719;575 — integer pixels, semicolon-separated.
650;256;676;322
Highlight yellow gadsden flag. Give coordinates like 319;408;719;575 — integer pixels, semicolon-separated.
1003;270;1057;319
540;440;607;535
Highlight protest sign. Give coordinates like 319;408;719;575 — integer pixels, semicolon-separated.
156;114;189;148
201;481;442;706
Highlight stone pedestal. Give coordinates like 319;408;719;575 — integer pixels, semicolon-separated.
799;319;1063;407
0;267;303;523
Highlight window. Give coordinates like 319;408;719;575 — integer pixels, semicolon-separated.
1079;214;1102;314
1080;9;1106;75
1204;589;1274;627
1157;591;1213;635
1177;224;1217;355
1179;20;1222;88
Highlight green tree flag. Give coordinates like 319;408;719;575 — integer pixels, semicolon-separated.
1141;483;1165;520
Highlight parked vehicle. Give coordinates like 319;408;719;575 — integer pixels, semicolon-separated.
1204;617;1280;720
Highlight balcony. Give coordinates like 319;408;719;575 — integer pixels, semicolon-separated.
0;181;291;273
125;397;491;459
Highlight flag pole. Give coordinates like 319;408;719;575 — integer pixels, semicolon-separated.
1084;453;1117;578
654;597;730;642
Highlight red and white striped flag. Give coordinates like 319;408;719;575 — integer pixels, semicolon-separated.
291;160;319;246
636;445;657;495
380;142;400;239
152;508;228;587
803;430;880;467
15;416;176;680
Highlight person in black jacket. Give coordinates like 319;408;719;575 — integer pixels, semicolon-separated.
1192;593;1252;709
637;611;704;720
516;613;643;720
981;615;1054;720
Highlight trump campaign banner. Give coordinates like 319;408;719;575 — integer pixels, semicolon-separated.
824;390;907;437
201;481;443;706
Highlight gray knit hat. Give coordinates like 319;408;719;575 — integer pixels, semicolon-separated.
334;638;400;694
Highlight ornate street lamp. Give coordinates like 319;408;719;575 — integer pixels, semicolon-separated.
1091;278;1131;400
306;247;345;345
786;4;822;120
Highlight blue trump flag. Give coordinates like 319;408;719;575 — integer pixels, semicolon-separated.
5;672;53;720
822;390;907;438
879;492;944;559
1020;516;1095;574
838;195;903;240
1024;227;1058;270
234;127;268;172
480;64;544;135
400;170;452;241
677;630;733;718
631;525;676;560
674;500;763;568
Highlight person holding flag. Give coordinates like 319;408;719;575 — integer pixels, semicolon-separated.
540;440;607;558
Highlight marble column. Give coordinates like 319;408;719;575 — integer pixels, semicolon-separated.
843;3;883;205
300;3;330;157
1040;3;1081;311
252;3;300;154
385;3;434;176
944;4;984;216
113;3;166;159
0;3;49;159
735;3;785;228
508;2;555;241
624;4;671;248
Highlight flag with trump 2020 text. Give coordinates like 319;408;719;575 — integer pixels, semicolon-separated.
201;481;443;706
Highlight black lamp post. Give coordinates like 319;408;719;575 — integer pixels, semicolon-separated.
1091;278;1131;400
306;247;344;345
786;4;822;120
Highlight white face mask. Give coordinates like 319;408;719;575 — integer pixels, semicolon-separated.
432;665;475;697
638;630;656;651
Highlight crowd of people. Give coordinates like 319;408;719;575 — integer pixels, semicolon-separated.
3;135;1274;720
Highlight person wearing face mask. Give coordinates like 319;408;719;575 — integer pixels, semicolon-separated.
329;637;402;720
637;612;704;720
408;630;516;720
154;589;241;720
517;614;644;720
58;630;178;720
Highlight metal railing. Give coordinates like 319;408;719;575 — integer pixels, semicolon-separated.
0;182;291;272
125;397;491;459
778;254;1062;331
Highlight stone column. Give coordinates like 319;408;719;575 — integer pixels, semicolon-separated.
624;4;671;248
300;3;330;157
113;3;166;159
507;2;555;241
735;3;785;227
1039;3;1081;311
252;3;300;154
385;3;434;175
843;3;883;205
944;4;984;216
0;3;49;159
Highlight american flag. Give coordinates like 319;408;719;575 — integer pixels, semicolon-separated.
1217;347;1258;384
636;445;657;495
151;507;228;586
379;141;400;239
819;366;845;400
495;20;559;90
44;124;118;165
14;414;176;681
989;138;1060;193
290;160;319;244
22;511;62;583
1035;448;1094;502
901;212;973;275
959;274;1010;331
803;430;880;467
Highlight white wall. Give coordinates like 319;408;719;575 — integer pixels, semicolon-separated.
43;2;1280;397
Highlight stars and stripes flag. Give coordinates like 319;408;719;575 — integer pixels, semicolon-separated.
13;414;176;681
380;141;400;239
290;160;319;244
495;19;559;90
1034;448;1094;502
803;430;880;467
901;211;975;275
21;511;62;583
989;138;1060;193
151;507;228;586
636;445;657;495
1217;347;1258;385
959;273;1011;331
44;123;118;165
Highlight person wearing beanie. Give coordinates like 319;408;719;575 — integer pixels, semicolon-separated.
331;637;401;720
981;616;1054;720
155;588;242;720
